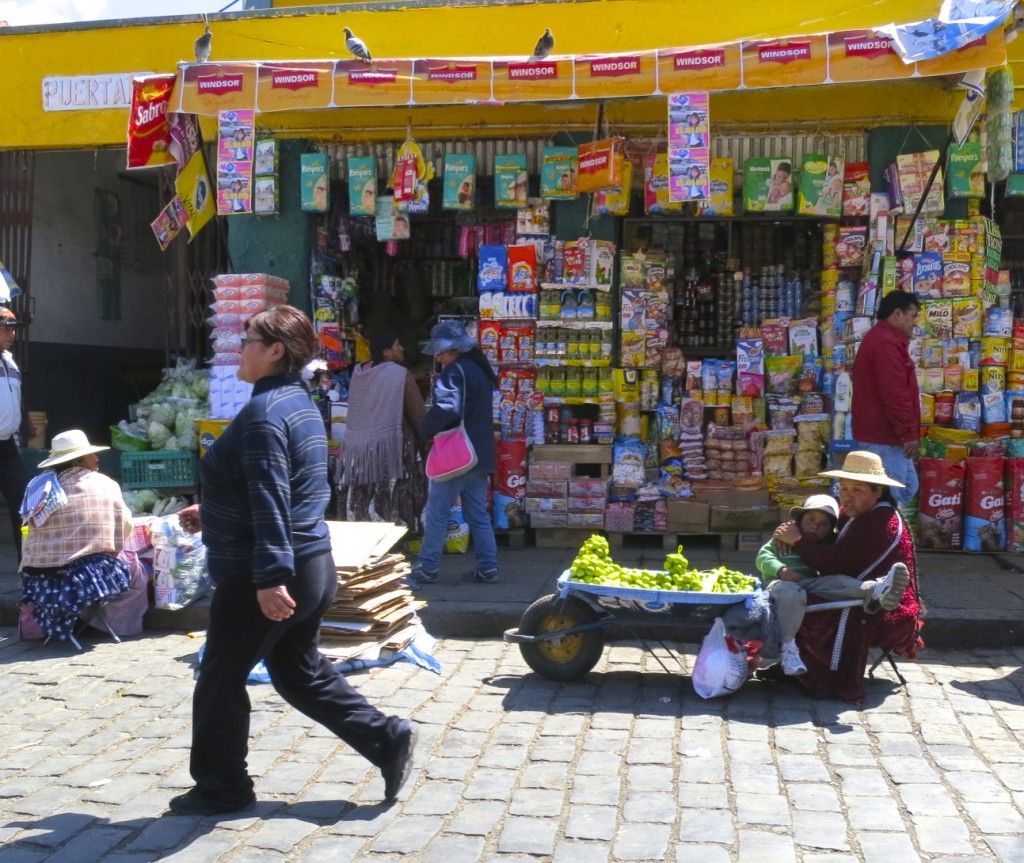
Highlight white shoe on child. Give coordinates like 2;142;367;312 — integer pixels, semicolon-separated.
780;641;807;676
871;563;910;612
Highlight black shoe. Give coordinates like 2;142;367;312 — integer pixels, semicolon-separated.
168;788;256;816
408;565;439;587
753;663;787;683
462;568;499;584
381;720;418;803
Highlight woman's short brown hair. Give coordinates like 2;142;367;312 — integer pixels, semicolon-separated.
246;305;316;375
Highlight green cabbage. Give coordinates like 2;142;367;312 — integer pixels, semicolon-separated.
149;403;176;428
147;421;172;447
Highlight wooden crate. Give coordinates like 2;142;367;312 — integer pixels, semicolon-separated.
530;444;613;464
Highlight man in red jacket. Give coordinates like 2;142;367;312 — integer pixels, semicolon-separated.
851;290;921;509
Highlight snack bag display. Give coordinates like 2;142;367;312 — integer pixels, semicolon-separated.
963;456;1005;551
917;458;965;549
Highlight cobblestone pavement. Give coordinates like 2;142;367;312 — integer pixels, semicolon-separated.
2;629;1024;862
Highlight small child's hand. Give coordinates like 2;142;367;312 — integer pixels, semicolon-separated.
777;567;801;583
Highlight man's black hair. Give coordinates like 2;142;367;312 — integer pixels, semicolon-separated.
877;290;921;321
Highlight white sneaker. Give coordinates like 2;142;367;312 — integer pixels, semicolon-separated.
871;563;910;612
780;641;807;676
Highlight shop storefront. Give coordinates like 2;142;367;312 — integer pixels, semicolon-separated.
3;0;1022;557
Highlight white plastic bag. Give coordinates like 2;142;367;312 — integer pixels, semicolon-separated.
692;618;748;699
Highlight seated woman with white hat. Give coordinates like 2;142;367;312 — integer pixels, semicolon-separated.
19;429;133;643
769;450;923;704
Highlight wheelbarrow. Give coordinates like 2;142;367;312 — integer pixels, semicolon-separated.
503;570;759;682
504;571;899;685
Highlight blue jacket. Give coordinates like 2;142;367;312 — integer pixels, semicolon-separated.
421;355;496;474
200;374;331;587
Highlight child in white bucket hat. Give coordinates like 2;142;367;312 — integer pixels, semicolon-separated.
754;491;910;676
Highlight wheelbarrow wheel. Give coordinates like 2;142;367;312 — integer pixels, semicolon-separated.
518;594;604;682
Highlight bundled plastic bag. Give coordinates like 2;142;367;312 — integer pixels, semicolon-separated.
692;617;748;699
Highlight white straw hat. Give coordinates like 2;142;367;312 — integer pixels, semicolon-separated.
38;429;109;468
819;450;905;488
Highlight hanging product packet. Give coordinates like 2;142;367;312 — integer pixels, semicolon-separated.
541;146;579;200
347;156;377;215
127;75;177;170
443;153;477;211
494;153;529;209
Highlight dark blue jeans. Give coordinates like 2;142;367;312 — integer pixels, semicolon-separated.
190;550;402;806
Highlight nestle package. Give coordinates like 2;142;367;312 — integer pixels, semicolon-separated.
760;322;790;357
917;458;965;549
913;253;944;299
955;392;982;432
788;319;819;357
963;456;1005;551
842;162;871;216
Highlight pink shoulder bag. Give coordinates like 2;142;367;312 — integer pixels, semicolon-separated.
425;364;478;482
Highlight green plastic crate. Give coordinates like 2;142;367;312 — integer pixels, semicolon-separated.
120;451;198;490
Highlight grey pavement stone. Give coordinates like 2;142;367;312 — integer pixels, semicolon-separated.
787;782;842;812
778;753;832;783
462;768;517;801
734;791;791;826
898;783;962;817
985;834;1024;862
553;841;610;863
793;809;850;851
845;794;905;832
961;799;1024;833
125;816;203;852
497;816;557;855
855;830;919;862
369;815;443;854
569;776;620;806
34;826;132;863
677;782;730;809
403;782;465;816
736;828;797;863
445;801;506;836
612;822;671;861
623;791;676;823
675;845;731;863
421;835;487;863
519;762;570;788
678;806;734;844
508;787;564;816
564;804;617;841
911;814;975;855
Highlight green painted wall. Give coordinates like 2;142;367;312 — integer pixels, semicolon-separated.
867;125;968;222
226;138;316;313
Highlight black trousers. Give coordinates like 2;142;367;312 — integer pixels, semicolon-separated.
0;438;28;558
190;550;400;806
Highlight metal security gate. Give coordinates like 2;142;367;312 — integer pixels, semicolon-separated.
158;165;229;363
0;150;34;372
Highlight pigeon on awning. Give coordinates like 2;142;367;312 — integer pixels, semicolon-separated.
344;27;373;64
194;16;212;63
529;28;554;62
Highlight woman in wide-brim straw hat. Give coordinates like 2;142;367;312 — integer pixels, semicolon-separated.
19;429;135;643
765;450;922;705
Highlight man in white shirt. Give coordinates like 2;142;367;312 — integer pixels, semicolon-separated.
0;307;29;558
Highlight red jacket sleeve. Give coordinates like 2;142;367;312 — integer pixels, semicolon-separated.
793;508;900;577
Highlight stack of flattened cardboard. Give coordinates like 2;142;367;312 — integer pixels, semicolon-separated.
319;521;425;661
